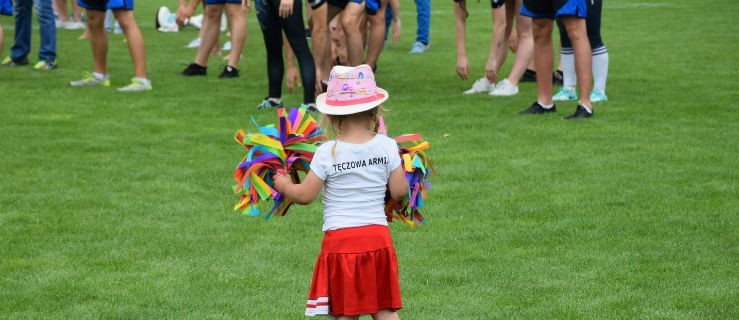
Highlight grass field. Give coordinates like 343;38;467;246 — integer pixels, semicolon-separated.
1;0;738;319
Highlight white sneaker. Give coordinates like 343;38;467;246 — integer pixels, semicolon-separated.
222;41;232;51
65;21;85;30
70;73;110;87
489;79;519;96
117;78;152;92
187;37;202;48
463;78;495;95
55;20;68;29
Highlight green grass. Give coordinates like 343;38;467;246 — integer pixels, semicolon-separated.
1;0;738;319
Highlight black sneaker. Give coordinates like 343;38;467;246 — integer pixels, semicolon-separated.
552;70;564;85
182;63;207;76
320;80;329;93
520;69;537;82
257;97;283;109
219;65;239;78
519;101;557;115
564;104;593;120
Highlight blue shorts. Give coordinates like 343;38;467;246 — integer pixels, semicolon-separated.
521;0;586;19
327;0;381;15
204;0;242;4
1;0;13;15
77;0;134;11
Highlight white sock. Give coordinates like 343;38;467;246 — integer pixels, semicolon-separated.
592;46;609;93
93;72;108;80
539;101;554;109
560;48;576;89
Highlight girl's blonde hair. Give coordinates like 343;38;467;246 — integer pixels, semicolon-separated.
322;106;384;159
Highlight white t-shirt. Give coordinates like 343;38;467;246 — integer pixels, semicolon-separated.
310;134;402;231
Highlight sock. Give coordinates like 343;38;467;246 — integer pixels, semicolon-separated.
580;104;593;113
538;101;554;109
560;47;576;89
93;72;108;80
133;77;150;85
592;46;609;93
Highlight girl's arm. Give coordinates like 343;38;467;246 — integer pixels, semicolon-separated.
273;171;324;205
454;1;469;80
387;166;409;201
485;7;509;83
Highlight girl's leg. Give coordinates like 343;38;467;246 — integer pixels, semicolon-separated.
196;4;224;66
279;0;316;104
225;3;246;68
113;9;147;78
505;0;533;85
86;9;108;74
364;0;388;70
258;0;285;100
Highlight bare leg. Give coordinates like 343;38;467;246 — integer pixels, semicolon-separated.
371;309;400;320
225;3;246;68
73;1;83;22
195;4;224;66
311;4;331;91
531;18;554;105
340;2;366;66
114;10;147;78
364;0;388;70
86;9;108;74
55;0;70;23
506;0;533;85
560;16;592;108
336;316;360;320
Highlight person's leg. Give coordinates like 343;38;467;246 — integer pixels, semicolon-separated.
73;0;83;22
225;2;246;68
506;0;533;85
86;9;107;74
486;6;509;83
55;0;70;24
195;3;225;66
36;0;57;63
531;18;554;106
364;0;387;70
311;3;330;92
587;0;607;97
0;18;4;57
279;0;316;104
371;309;400;320
414;0;429;45
10;0;32;62
560;16;591;108
257;0;285;101
340;2;365;66
113;9;146;78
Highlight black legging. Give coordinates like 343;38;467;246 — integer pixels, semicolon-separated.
256;0;316;104
556;0;604;50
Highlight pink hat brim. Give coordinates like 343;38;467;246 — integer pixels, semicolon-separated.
315;87;389;115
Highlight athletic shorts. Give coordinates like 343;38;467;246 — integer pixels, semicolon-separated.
308;0;326;10
521;0;587;19
77;0;134;11
0;0;12;16
453;0;508;10
204;0;242;4
327;0;381;15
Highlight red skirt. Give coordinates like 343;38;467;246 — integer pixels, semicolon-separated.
305;225;402;317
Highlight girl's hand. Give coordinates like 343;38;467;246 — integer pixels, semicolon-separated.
484;59;498;84
391;19;401;42
272;172;291;193
456;56;470;80
279;0;294;18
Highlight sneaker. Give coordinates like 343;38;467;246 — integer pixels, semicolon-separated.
300;103;318;112
33;61;58;70
257;98;283;109
70;72;110;87
55;20;68;28
117;78;153;92
564;104;593;119
463;77;495;95
552;70;564;85
590;89;608;102
553;87;578;101
409;41;429;54
186;37;202;48
222;41;232;51
182;63;207;76
65;21;86;30
489;79;519;96
219;65;239;78
520;69;537;82
518;101;557;115
2;56;29;66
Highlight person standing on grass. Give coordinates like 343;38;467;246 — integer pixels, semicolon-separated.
0;0;10;57
552;0;608;103
273;64;408;320
409;0;429;53
489;0;535;97
518;0;593;119
70;0;152;91
1;0;57;70
177;0;248;78
253;0;317;110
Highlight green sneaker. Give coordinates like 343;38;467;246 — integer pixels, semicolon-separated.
33;61;58;70
2;56;30;66
70;72;110;87
552;87;578;101
590;89;608;102
117;78;152;92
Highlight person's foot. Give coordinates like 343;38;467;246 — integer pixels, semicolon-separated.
489;79;519;96
182;63;207;76
2;56;29;66
564;104;593;119
117;78;153;92
257;97;283;109
186;37;202;48
300;103;318;112
65;21;86;30
409;41;429;54
33;61;58;70
222;41;232;52
520;69;537;82
518;101;557;115
70;72;110;87
553;87;578;101
219;65;239;78
552;70;564;85
463;77;495;95
590;89;608;102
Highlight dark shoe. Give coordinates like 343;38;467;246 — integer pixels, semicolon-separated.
519;101;557;115
33;60;57;70
552;70;564;85
2;56;29;66
257;97;283;109
520;69;537;82
564;104;593;119
219;65;239;78
320;80;329;93
182;63;207;76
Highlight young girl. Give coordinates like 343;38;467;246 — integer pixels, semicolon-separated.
273;64;409;320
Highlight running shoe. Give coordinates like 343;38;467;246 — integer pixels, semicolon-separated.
520;69;537;82
182;63;207;76
518;102;557;115
553;87;578;101
187;37;202;48
409;41;429;54
70;72;110;87
300;103;318;112
2;56;29;66
489;79;518;96
33;61;58;70
552;70;564;85
564;104;593;120
222;41;232;51
257;98;283;109
590;89;608;102
117;78;152;92
219;65;239;78
463;77;495;95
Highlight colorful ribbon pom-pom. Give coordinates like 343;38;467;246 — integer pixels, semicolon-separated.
379;117;435;227
233;107;326;219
